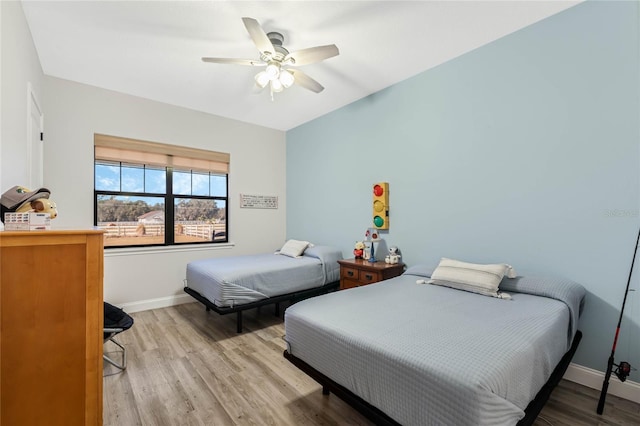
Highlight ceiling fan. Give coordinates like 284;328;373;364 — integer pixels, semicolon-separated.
202;17;339;99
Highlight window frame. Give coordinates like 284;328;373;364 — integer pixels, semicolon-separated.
93;135;229;249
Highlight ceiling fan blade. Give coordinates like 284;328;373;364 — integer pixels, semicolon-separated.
202;57;265;66
289;69;324;93
284;44;339;66
242;17;275;56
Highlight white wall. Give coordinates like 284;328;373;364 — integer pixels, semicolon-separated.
44;77;287;308
0;1;44;191
1;1;287;310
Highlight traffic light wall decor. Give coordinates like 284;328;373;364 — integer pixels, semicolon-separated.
372;182;389;229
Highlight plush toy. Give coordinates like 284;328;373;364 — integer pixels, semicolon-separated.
353;241;365;259
16;198;58;219
385;246;401;264
0;185;50;218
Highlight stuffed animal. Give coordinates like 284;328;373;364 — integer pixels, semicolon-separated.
385;246;401;264
353;241;365;259
16;198;58;219
0;185;50;218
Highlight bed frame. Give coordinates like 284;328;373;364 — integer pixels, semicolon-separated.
283;330;582;425
184;281;339;333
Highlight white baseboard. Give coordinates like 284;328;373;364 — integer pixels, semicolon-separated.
564;363;640;403
119;293;194;313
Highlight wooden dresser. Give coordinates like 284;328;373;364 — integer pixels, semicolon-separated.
338;258;405;290
0;230;104;426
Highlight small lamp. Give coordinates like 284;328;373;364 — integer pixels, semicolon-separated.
364;227;381;262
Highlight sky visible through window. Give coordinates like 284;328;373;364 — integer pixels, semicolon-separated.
95;163;226;198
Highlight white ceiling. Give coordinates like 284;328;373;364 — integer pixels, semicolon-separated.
21;0;581;131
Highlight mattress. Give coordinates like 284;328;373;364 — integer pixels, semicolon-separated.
284;268;585;426
186;245;342;307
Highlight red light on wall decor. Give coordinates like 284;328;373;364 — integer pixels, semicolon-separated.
372;182;389;229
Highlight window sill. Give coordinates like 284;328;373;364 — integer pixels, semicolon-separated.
104;241;235;257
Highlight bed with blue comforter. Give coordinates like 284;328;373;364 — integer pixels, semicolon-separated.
283;265;586;426
184;245;342;332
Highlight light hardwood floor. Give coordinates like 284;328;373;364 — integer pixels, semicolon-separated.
104;302;640;426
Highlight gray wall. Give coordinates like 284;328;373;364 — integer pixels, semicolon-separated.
286;1;639;372
44;77;287;308
0;0;44;190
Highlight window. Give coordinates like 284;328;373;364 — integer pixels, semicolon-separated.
94;134;229;248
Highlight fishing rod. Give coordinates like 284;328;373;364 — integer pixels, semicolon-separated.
596;227;639;415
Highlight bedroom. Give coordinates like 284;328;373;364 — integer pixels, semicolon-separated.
1;0;638;424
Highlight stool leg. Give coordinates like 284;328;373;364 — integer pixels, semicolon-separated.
104;337;127;372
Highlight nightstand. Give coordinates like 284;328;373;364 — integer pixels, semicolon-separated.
337;258;405;290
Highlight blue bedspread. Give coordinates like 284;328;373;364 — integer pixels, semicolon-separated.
406;265;586;348
285;268;586;425
186;245;342;307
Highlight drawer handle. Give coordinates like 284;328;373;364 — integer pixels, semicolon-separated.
365;274;373;281
347;271;354;277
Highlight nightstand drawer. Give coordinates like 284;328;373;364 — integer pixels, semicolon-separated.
359;270;380;284
341;267;359;280
341;278;361;290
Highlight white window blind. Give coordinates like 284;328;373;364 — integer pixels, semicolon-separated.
94;134;229;174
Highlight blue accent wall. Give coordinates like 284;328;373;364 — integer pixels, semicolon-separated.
286;1;640;372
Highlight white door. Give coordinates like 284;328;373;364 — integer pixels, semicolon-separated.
27;83;44;189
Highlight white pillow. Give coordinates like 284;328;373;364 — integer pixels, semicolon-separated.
277;239;310;258
427;258;516;299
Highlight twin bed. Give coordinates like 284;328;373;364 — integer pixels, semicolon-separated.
184;244;342;332
184;247;585;425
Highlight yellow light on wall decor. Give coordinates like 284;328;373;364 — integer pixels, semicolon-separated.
372;182;389;229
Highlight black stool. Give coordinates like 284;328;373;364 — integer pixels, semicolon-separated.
103;302;134;374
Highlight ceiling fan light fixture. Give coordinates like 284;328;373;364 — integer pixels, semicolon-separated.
270;78;284;93
265;62;280;79
279;69;295;88
254;71;270;88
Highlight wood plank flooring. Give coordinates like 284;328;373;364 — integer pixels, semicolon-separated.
104;302;640;426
